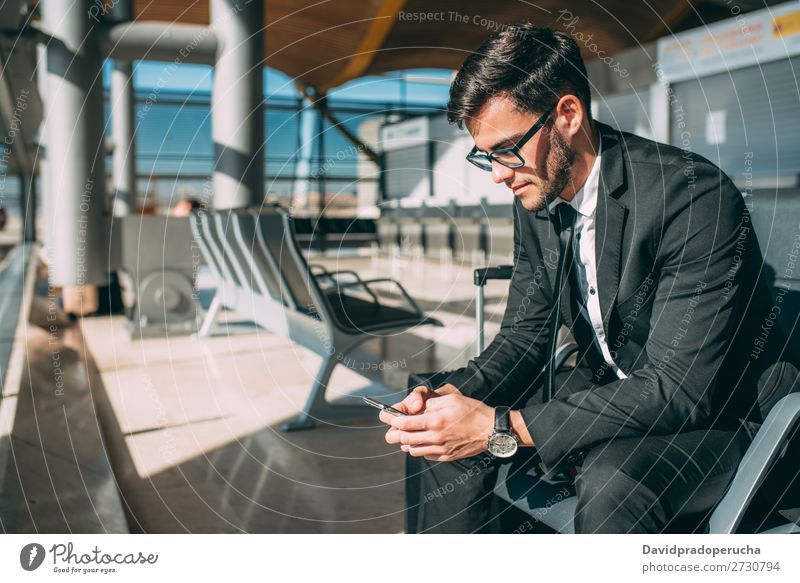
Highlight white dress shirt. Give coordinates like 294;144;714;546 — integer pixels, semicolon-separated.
547;139;628;380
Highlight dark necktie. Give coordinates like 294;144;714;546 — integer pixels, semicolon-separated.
544;203;577;402
546;204;608;401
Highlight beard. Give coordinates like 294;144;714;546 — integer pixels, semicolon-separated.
525;127;576;212
543;128;576;202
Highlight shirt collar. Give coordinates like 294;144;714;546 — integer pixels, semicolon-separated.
547;135;602;218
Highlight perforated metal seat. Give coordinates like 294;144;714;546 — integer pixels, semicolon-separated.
191;204;442;431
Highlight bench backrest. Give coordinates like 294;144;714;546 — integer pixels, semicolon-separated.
189;211;226;284
229;210;286;305
212;212;254;292
253;207;321;317
197;210;243;288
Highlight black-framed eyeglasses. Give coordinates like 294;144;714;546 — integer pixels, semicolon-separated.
466;104;556;172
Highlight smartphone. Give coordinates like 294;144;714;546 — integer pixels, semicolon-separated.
362;396;407;416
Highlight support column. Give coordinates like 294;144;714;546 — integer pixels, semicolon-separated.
291;98;316;211
211;0;264;209
111;61;136;216
315;95;327;217
41;0;108;286
19;174;36;242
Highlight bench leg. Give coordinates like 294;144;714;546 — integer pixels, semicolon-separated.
281;353;372;431
197;292;222;338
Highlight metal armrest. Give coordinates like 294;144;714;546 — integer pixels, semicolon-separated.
333;277;425;318
324;269;363;284
310;264;334;288
707;392;800;534
310;264;371;294
310;264;361;280
309;264;328;276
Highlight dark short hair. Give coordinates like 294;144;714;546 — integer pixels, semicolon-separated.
447;25;591;129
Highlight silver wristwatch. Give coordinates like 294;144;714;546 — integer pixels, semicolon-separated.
487;406;518;458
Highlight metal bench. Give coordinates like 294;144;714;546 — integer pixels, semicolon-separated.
191;205;442;431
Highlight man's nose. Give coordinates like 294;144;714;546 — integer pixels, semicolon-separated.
491;162;514;184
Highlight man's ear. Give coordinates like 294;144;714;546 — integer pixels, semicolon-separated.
554;95;584;138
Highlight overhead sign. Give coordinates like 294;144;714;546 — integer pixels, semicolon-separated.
380;116;429;152
657;1;800;82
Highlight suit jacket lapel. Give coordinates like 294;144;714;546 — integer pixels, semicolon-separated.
594;122;628;331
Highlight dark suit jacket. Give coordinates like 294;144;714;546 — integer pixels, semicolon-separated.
445;121;799;472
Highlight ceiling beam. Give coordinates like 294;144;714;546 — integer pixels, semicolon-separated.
319;0;406;92
643;0;696;43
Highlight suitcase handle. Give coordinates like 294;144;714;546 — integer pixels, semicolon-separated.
473;265;513;354
473;265;513;286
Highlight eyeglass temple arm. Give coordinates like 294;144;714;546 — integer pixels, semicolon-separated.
514;104;557;149
467;102;556;159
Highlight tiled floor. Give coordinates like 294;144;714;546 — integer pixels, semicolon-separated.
77;252;510;533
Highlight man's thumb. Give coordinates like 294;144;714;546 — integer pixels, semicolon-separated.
407;393;424;413
406;387;429;413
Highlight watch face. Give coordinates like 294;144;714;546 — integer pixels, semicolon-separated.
488;432;518;458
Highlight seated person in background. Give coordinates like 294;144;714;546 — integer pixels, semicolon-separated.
379;24;799;534
170;198;205;217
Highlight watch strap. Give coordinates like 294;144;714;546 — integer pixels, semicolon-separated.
494;406;511;434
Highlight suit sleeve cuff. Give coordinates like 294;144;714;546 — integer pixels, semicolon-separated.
519;402;571;472
441;367;486;399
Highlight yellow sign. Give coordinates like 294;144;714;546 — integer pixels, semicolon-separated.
773;10;800;38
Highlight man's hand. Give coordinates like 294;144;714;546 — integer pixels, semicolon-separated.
378;382;462;418
379;384;495;462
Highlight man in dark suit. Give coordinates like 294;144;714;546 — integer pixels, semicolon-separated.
379;25;798;533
